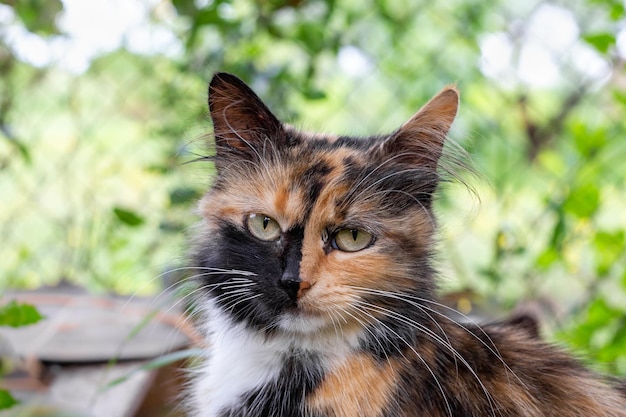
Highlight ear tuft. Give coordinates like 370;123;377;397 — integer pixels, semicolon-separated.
208;72;283;160
381;86;459;170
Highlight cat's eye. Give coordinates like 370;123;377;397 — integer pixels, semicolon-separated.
332;229;374;252
247;214;281;241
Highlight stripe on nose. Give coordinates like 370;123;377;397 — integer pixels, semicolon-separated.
279;226;304;302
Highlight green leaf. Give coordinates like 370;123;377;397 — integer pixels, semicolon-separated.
13;0;63;35
303;88;326;100
610;3;625;20
613;89;626;106
593;230;625;276
113;207;145;227
0;389;19;410
169;187;201;206
171;0;198;16
590;0;626;20
572;123;607;157
0;300;43;328
536;247;559;270
296;21;326;53
563;183;600;219
549;209;567;249
587;298;616;327
583;32;615;54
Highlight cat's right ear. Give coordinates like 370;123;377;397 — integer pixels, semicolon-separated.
208;73;283;165
380;86;459;171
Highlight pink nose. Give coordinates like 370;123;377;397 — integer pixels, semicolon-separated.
297;280;312;298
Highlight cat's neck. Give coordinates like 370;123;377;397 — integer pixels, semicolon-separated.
191;302;365;417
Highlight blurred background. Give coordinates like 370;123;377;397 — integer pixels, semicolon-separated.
1;0;625;389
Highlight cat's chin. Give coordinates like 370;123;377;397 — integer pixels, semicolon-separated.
276;309;333;334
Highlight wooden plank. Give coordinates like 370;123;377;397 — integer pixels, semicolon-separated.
0;293;191;362
3;362;154;417
0;289;198;417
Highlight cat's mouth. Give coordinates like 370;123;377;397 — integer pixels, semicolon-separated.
277;307;329;334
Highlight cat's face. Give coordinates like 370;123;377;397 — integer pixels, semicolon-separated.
193;73;458;336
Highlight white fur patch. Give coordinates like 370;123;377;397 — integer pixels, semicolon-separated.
190;301;363;417
191;307;283;417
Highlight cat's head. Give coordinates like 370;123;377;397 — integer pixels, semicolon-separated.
193;73;458;336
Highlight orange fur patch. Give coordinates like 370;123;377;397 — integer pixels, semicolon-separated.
273;185;289;215
307;354;398;417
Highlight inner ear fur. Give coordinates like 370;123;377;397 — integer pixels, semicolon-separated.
208;72;284;159
381;86;459;169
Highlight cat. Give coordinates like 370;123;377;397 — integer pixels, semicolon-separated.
187;72;626;417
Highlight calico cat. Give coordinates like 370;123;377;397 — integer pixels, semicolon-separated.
188;72;626;417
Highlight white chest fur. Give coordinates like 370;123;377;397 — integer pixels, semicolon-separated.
189;305;362;417
191;312;284;417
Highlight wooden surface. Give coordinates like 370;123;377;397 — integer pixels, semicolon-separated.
3;362;154;417
0;292;191;363
0;288;196;417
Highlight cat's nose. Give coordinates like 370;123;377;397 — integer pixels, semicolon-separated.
279;273;301;301
280;273;313;302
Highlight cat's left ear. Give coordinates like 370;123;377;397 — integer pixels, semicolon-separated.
208;72;284;162
381;86;459;170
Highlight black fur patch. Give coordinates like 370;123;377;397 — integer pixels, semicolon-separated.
218;350;325;417
299;162;332;212
194;221;309;332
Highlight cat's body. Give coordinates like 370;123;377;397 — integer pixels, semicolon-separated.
188;72;626;417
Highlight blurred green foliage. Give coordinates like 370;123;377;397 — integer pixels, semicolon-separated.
0;300;43;328
0;0;625;373
0;389;18;411
0;300;43;409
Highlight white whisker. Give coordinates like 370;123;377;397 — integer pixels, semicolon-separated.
347;286;526;391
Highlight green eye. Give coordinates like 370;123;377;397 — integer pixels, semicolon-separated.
247;214;281;241
332;229;374;252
